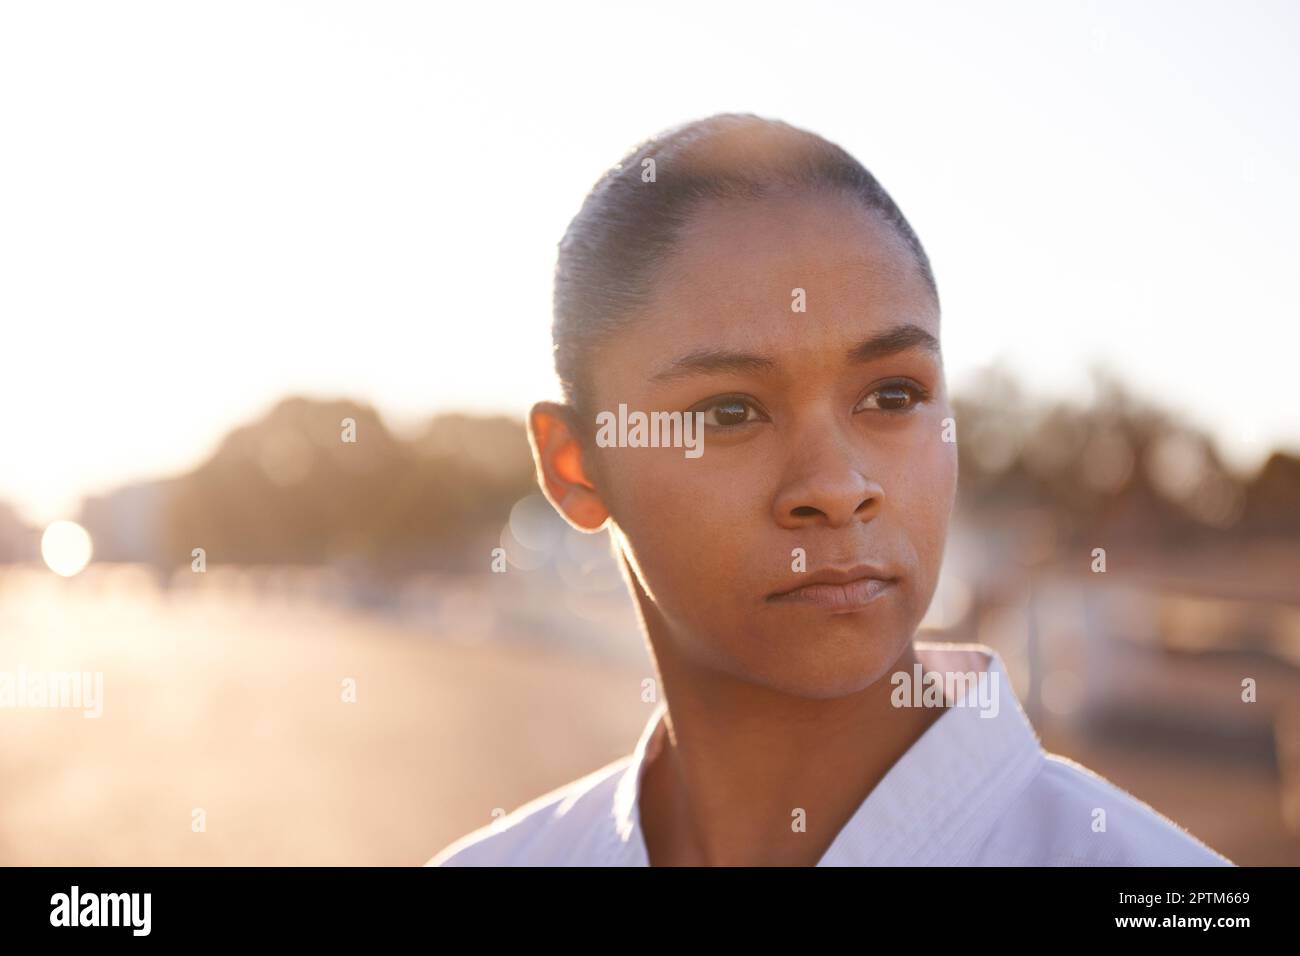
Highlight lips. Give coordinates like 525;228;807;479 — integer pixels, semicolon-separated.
766;565;898;613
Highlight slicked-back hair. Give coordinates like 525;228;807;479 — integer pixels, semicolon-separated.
552;112;937;421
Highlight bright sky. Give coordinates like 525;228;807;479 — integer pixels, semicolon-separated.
2;0;1297;525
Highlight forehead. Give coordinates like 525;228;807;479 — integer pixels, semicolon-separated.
638;189;938;355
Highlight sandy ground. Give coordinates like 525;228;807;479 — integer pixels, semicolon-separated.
0;568;653;865
2;566;1294;865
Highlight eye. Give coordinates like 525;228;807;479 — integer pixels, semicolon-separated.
693;396;765;428
855;380;929;413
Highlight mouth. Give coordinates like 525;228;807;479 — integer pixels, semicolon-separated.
766;566;899;614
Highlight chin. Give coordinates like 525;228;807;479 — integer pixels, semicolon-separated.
727;625;914;701
746;667;892;701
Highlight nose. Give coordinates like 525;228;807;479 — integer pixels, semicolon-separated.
772;424;884;530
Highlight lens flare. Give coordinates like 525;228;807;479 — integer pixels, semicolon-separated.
41;520;93;577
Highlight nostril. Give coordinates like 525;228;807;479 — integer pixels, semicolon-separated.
854;498;874;515
791;506;822;518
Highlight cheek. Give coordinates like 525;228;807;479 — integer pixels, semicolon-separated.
886;429;958;586
595;447;762;610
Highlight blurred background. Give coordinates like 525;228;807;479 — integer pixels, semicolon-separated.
1;0;1297;865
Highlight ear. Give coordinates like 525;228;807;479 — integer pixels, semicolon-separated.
527;401;610;532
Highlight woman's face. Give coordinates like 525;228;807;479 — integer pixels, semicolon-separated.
579;189;957;699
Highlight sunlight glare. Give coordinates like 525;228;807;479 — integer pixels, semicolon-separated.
41;520;94;577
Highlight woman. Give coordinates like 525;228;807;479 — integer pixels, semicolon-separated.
429;113;1230;867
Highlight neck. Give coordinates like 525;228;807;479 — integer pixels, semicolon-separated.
635;609;945;867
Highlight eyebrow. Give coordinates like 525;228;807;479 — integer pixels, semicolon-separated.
649;323;940;383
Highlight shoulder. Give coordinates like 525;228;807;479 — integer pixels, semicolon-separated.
425;756;632;867
974;751;1234;866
